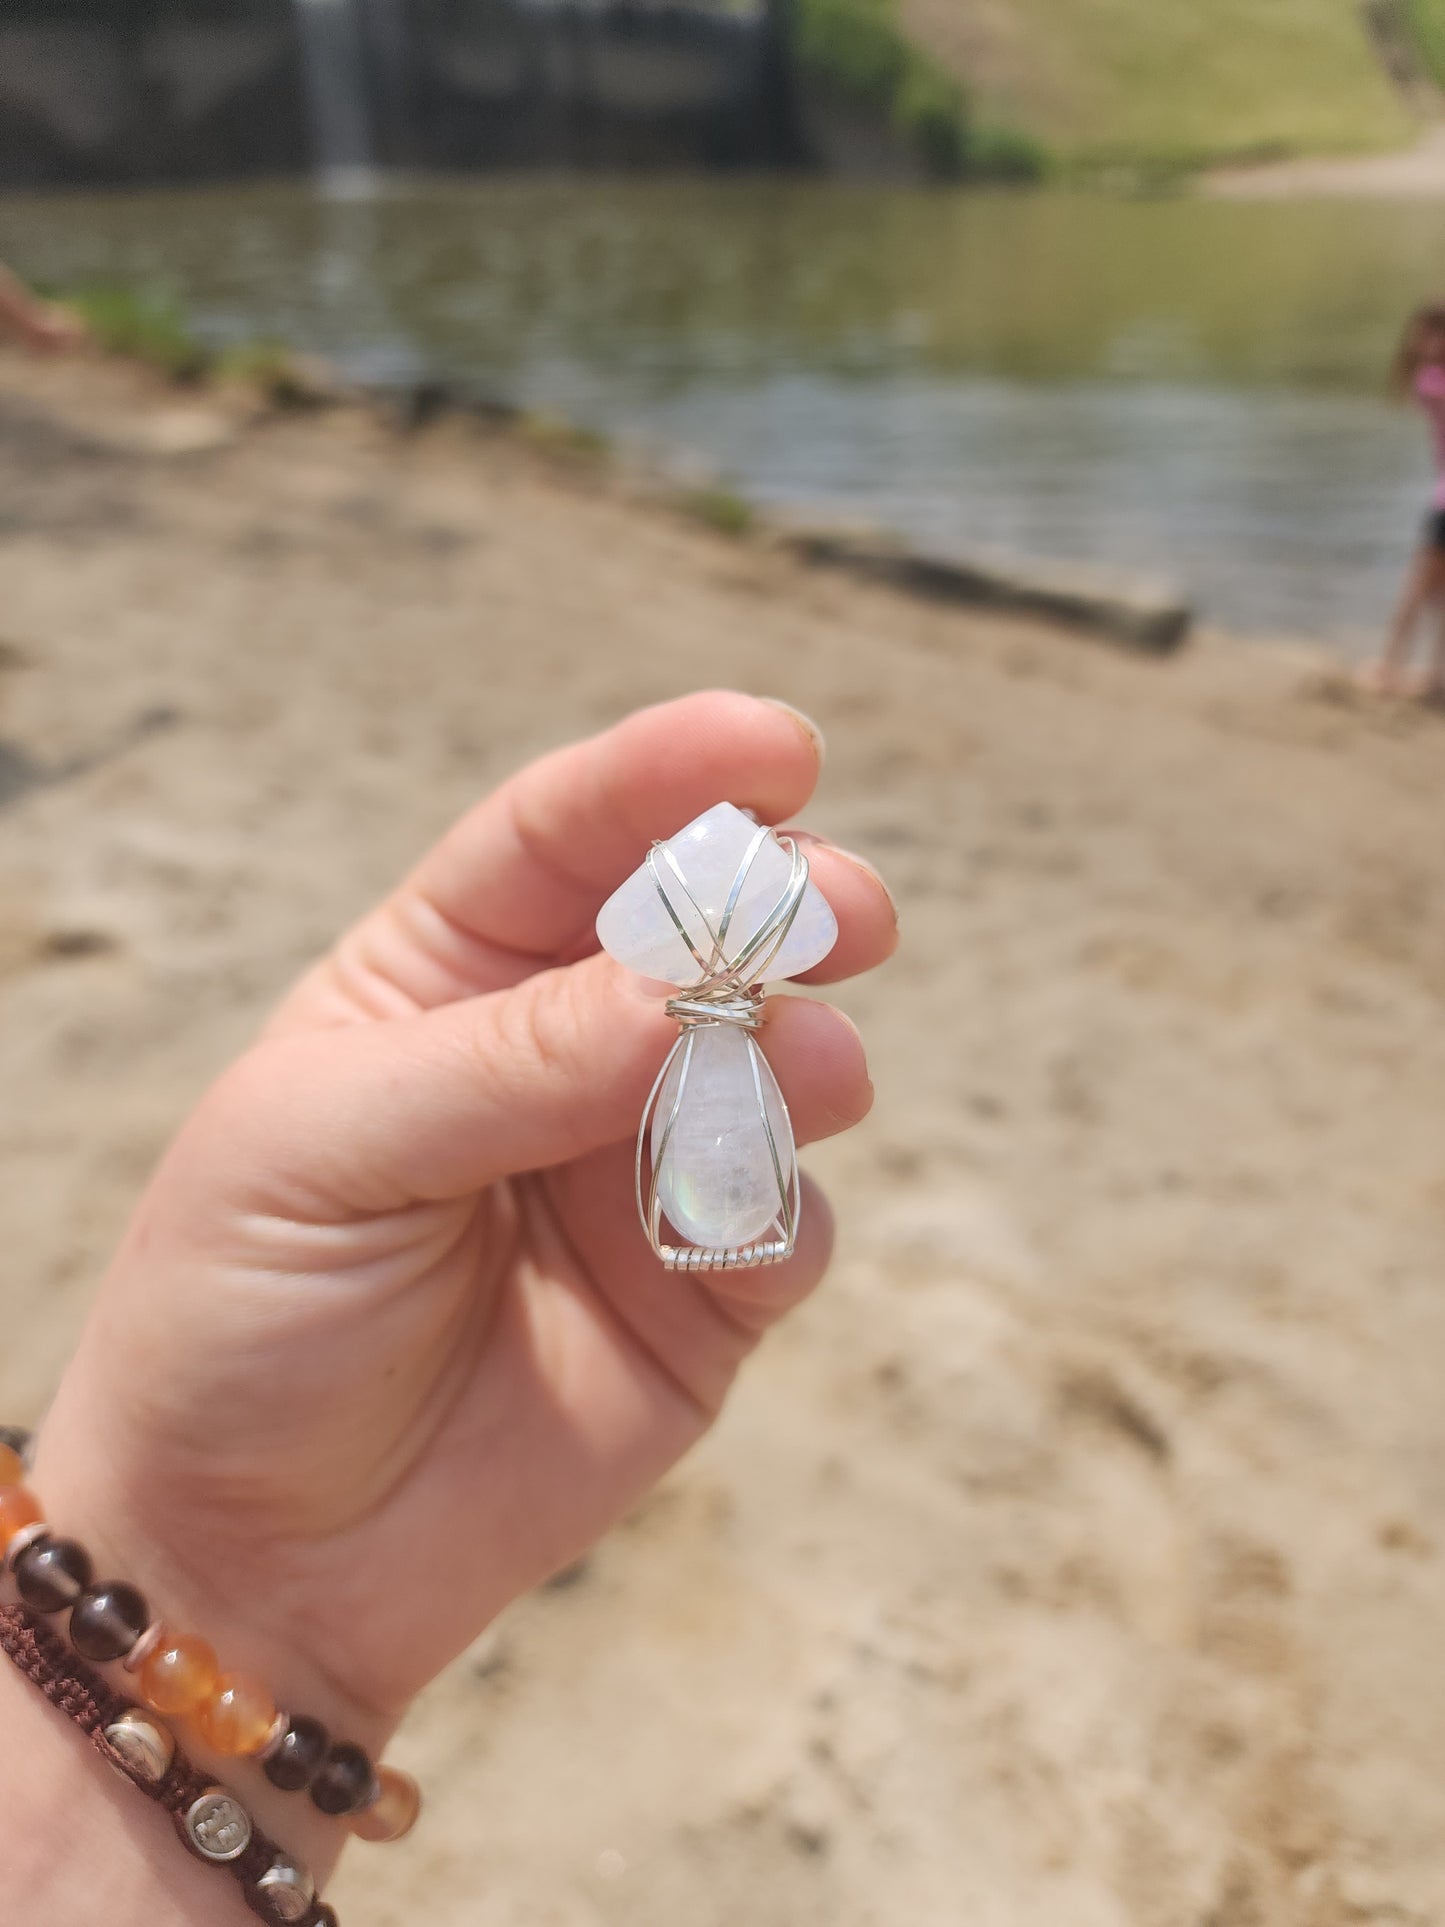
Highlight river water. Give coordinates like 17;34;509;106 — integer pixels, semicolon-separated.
4;176;1444;650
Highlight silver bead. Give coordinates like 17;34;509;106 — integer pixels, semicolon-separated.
184;1788;253;1863
3;1521;48;1576
122;1619;166;1675
104;1710;176;1786
255;1854;316;1923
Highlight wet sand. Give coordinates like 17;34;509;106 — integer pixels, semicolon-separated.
1;349;1443;1927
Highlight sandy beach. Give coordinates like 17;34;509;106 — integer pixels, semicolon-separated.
1210;124;1445;199
2;348;1444;1927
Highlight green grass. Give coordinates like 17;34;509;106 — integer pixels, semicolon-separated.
61;283;209;380
516;411;611;460
674;485;757;538
1406;0;1445;83
39;281;331;404
895;0;1418;170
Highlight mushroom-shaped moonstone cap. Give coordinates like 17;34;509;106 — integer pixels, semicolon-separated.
596;802;838;987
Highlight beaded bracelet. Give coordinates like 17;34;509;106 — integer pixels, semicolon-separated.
0;1429;418;1844
0;1600;336;1925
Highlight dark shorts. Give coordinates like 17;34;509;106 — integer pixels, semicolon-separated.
1425;508;1445;551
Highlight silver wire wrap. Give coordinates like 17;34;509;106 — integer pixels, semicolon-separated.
637;823;808;1270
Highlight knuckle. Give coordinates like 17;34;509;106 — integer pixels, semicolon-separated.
497;964;586;1090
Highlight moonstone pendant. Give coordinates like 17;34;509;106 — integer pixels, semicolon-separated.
596;802;838;1270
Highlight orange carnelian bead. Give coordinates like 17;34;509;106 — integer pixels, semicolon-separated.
138;1630;220;1719
350;1765;422;1844
0;1445;23;1488
195;1671;278;1757
0;1485;42;1552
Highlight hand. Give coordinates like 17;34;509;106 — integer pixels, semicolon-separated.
0;270;87;354
23;302;88;354
30;693;895;1870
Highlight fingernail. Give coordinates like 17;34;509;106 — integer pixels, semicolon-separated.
761;697;826;765
830;843;899;929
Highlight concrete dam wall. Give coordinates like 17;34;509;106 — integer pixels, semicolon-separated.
0;0;796;189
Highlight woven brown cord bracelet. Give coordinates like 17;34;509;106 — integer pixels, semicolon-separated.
0;1437;416;1840
0;1603;337;1926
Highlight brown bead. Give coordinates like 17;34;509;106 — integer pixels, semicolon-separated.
14;1536;93;1613
0;1445;23;1488
138;1629;219;1718
311;1741;377;1816
255;1855;315;1920
349;1764;421;1843
70;1581;151;1662
196;1671;278;1757
0;1485;42;1553
263;1714;330;1793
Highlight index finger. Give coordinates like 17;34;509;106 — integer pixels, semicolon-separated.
275;691;828;1026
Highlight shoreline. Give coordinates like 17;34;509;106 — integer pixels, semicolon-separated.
9;317;1205;658
0;223;1422;664
2;336;1424;710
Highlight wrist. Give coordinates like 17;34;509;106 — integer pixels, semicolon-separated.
0;1644;258;1927
24;1417;399;1893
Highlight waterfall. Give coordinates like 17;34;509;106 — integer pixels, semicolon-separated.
292;0;375;195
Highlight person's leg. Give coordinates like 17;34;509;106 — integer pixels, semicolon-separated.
1363;545;1434;691
1411;549;1445;698
1363;527;1445;691
1425;586;1445;699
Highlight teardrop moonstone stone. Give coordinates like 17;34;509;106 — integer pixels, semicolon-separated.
651;1025;793;1249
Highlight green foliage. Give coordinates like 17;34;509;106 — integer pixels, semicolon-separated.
47;281;332;405
793;0;972;178
963;122;1050;183
795;0;910;101
1405;0;1445;83
61;283;209;380
896;61;970;176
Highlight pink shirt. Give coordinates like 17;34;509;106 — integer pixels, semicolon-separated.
1417;364;1445;507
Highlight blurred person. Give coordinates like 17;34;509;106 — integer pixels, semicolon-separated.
1362;302;1445;699
0;262;85;354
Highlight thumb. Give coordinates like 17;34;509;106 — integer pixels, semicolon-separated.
187;953;676;1218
